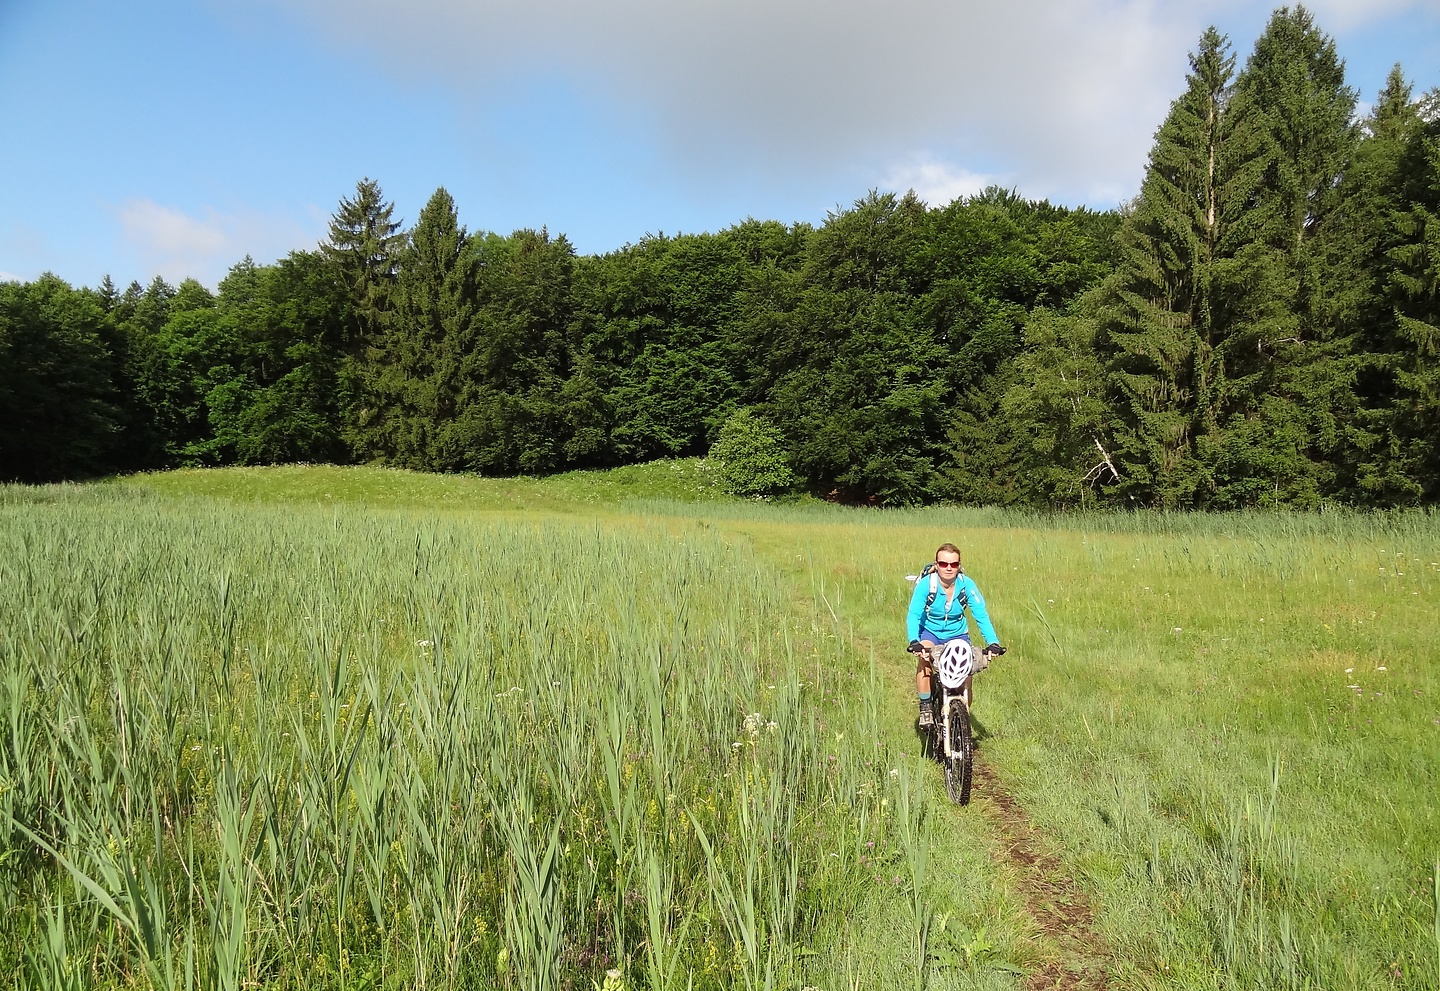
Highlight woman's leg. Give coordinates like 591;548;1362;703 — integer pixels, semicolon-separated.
915;640;937;696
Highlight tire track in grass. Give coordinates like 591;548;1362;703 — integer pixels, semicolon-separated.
971;761;1111;991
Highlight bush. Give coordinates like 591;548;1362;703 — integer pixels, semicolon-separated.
709;408;797;497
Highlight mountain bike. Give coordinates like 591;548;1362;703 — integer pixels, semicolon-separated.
916;641;1000;806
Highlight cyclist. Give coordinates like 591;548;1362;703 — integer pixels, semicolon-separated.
906;543;1005;727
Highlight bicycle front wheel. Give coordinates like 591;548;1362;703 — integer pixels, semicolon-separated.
943;698;974;806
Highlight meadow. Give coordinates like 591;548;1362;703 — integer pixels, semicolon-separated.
1;462;1437;990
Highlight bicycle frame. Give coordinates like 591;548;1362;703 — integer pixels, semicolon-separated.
936;680;969;759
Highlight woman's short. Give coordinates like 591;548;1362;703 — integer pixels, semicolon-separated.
918;630;970;649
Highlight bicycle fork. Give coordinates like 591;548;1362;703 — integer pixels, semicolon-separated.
938;687;968;759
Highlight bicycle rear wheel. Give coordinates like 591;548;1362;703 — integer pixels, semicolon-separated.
943;698;974;805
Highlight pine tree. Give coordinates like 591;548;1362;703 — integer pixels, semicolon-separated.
1204;5;1358;506
1324;66;1428;501
1097;27;1234;507
321;177;405;355
1387;89;1440;499
448;227;582;474
360;186;478;468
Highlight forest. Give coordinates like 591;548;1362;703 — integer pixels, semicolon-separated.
2;7;1437;508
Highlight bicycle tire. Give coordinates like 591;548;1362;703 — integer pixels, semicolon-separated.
943;698;974;806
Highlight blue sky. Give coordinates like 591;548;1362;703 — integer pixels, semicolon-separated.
2;0;1438;288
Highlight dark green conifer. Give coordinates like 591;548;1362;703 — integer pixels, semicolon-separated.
321;177;405;354
1200;6;1358;506
1098;27;1234;507
361;186;478;468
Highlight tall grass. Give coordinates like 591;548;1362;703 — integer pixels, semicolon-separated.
0;492;903;990
732;511;1440;990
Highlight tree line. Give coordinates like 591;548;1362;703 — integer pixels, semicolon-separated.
2;6;1436;508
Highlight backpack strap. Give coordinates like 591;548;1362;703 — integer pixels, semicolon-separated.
925;569;968;617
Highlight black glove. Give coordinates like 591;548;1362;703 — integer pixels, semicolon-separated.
985;643;1006;657
907;639;924;654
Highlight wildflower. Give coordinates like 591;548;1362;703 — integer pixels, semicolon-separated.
1377;666;1387;672
1345;668;1353;673
1173;627;1182;633
888;769;899;778
416;639;433;648
731;742;743;750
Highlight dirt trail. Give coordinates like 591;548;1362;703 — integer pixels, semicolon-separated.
734;531;1115;990
970;760;1112;991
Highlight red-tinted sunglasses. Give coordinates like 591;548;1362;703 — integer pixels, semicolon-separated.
934;561;960;569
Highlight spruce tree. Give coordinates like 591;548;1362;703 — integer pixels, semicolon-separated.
1387;90;1440;499
360;186;478;468
321;177;405;355
1206;5;1358;506
1324;67;1428;500
1098;27;1234;507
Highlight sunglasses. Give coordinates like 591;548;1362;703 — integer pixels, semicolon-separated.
934;560;960;569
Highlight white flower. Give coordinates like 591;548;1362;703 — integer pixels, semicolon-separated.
416;639;433;648
1344;668;1353;673
731;742;743;750
1173;627;1182;633
1377;666;1387;672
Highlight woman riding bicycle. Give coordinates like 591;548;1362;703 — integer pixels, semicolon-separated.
906;543;1004;727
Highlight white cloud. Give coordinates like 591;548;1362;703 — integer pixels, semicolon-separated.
0;270;22;283
1302;0;1440;31
255;0;1202;204
878;158;996;207
115;199;323;287
251;0;1436;210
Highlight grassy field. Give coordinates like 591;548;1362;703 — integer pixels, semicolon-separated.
3;462;1438;990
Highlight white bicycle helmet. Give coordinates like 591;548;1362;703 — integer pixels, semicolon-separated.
933;639;975;689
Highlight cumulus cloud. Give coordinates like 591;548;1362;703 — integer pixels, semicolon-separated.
878;158;997;207
116;200;324;287
252;0;1434;208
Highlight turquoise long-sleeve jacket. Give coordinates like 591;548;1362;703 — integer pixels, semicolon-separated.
905;573;998;645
